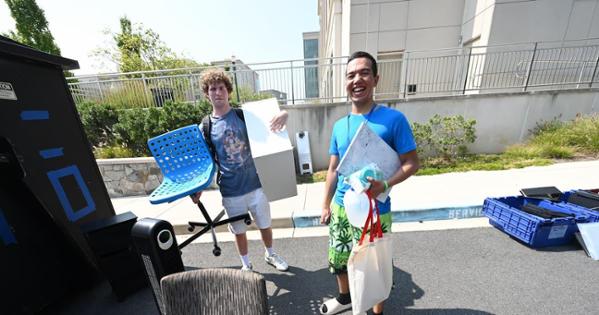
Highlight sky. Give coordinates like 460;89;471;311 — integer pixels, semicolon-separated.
0;0;320;75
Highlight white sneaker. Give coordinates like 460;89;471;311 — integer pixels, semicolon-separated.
264;253;289;271
319;298;351;314
241;263;253;272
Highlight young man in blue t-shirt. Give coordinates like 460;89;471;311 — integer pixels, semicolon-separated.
319;51;420;315
191;69;289;272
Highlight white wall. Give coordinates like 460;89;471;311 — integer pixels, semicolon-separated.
282;88;599;170
320;0;599;56
349;0;465;55
488;0;599;45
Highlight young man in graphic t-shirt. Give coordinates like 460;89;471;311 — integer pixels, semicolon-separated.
192;68;289;272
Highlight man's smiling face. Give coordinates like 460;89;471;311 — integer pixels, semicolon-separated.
345;57;379;108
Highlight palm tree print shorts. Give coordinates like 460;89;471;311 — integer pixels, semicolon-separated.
328;202;392;274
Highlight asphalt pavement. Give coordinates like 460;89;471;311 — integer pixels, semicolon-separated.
52;160;599;314
56;226;599;315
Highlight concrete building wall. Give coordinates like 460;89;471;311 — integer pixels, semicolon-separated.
282;88;599;171
348;0;465;55
488;0;599;45
319;0;599;57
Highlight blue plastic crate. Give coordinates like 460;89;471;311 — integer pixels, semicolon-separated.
483;196;579;248
542;191;599;223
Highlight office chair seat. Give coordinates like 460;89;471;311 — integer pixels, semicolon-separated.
147;124;215;204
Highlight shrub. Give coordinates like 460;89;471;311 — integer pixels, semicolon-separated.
112;107;150;155
528;115;563;137
112;100;212;156
412;115;477;161
94;145;135;159
76;101;119;148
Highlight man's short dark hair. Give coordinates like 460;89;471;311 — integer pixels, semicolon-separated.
347;51;378;77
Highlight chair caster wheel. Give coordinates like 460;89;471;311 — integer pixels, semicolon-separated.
244;218;251;225
188;226;195;232
213;247;221;256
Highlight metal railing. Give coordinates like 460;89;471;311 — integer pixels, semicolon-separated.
67;39;599;107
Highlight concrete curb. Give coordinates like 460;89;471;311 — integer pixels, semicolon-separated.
171;204;484;235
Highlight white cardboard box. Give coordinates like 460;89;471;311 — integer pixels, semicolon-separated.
242;98;297;202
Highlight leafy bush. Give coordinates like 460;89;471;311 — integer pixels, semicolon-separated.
112;107;152;156
112;100;212;156
528;115;563;137
76;101;119;148
94;145;135;159
412;115;477;160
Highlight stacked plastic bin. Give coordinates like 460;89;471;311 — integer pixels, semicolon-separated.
483;190;599;248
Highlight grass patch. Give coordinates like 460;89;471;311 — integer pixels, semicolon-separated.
417;154;553;176
504;144;575;159
296;153;554;183
530;114;599;153
297;171;327;184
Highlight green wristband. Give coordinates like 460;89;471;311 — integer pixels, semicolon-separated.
383;180;389;190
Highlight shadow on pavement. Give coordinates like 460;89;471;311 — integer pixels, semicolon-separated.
263;265;491;315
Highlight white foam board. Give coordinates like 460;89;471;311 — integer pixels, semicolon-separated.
242;98;297;201
577;222;599;260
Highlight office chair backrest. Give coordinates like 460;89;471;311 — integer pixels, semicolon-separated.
160;268;268;315
147;125;214;183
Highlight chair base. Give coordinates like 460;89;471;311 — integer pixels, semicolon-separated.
178;201;251;253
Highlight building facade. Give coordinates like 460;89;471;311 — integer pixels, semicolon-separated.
318;0;599;98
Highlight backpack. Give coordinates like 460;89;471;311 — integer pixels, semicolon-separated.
201;107;245;168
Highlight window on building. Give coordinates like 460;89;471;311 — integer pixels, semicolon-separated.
377;51;404;98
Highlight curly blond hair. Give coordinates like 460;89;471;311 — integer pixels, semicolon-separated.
200;68;233;96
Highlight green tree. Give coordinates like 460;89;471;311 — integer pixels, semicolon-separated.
94;16;202;73
3;0;61;55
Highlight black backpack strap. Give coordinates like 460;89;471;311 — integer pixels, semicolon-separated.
201;114;222;184
201;115;217;163
233;107;245;122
